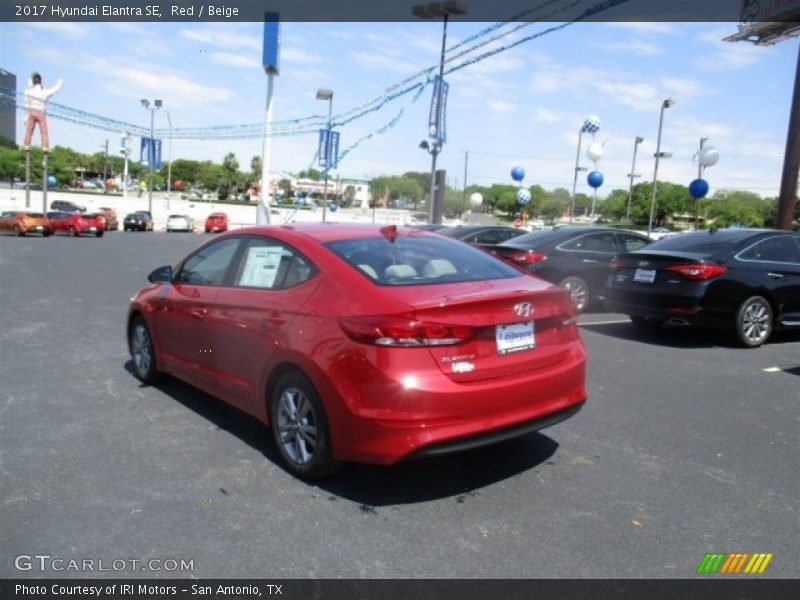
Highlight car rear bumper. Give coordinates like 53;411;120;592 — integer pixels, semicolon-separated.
605;287;732;329
324;343;587;465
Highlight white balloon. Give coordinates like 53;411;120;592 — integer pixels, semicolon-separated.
698;146;720;167
470;192;483;207
586;142;604;162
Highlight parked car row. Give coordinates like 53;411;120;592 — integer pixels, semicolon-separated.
437;225;799;348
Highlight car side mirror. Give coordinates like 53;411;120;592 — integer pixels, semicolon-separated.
148;265;172;283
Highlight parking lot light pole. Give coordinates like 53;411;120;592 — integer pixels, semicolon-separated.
141;98;161;215
648;98;674;236
626;136;644;223
165;109;173;211
413;0;467;224
316;88;333;223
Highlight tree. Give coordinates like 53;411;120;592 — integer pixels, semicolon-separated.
222;152;239;180
297;168;321;181
0;148;23;185
250;155;262;179
702;190;768;228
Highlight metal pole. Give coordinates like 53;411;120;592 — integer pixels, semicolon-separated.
24;149;30;208
695;137;706;229
42;153;48;213
777;43;800;231
148;107;154;215
322;96;332;223
626;136;642;223
258;73;275;225
166;111;173;211
462;150;469;214
648;104;667;236
569;127;584;224
428;14;449;225
123;137;129;203
103;139;108;186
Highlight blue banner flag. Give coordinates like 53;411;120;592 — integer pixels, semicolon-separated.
428;75;449;143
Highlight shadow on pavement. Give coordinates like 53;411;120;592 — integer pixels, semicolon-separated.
581;320;800;349
124;360;560;506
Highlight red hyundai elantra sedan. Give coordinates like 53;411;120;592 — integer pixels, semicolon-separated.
127;224;586;478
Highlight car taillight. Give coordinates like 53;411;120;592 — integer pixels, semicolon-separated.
338;314;474;347
610;257;624;272
506;251;547;265
666;264;727;280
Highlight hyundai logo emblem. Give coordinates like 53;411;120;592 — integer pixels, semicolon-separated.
638;260;650;267
514;302;533;317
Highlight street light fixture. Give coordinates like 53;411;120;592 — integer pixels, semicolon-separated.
647;98;675;236
141;98;162;215
413;0;467;224
316;88;334;223
626;136;644;223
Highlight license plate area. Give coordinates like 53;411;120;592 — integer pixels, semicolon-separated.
495;321;535;355
634;268;656;283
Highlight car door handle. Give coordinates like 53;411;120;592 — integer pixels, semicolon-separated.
582;259;598;264
190;307;208;319
767;272;784;279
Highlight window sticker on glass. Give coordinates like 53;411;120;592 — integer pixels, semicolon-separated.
239;246;284;288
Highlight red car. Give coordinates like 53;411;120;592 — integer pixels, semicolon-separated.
47;211;106;237
205;212;229;233
127;225;586;478
0;211;52;236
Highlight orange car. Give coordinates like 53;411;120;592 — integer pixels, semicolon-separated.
0;211;52;236
98;207;119;231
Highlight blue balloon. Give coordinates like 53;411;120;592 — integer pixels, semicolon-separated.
511;166;525;182
47;175;57;187
587;171;604;189
688;178;709;199
328;203;338;213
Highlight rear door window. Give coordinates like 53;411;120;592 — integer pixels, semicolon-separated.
739;236;800;264
233;238;316;290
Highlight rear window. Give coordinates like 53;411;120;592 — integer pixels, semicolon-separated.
325;235;522;286
24;213;44;218
647;230;759;257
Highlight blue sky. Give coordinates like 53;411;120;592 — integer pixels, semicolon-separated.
1;18;797;197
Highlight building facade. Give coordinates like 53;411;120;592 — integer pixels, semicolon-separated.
0;68;17;144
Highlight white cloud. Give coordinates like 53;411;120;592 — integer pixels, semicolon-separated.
489;100;516;114
605;23;681;36
179;26;260;52
24;22;91;40
596;40;664;56
207;52;259;70
282;47;325;65
533;108;562;124
694;27;768;71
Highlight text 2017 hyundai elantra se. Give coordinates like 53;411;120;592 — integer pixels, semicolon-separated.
127;224;587;478
605;229;800;347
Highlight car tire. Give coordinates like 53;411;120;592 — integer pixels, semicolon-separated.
128;315;163;384
68;226;77;237
559;276;590;313
95;230;104;238
734;295;773;348
270;370;341;480
630;315;664;330
13;224;23;236
43;230;52;237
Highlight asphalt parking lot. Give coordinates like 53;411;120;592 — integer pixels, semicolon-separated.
1;232;798;579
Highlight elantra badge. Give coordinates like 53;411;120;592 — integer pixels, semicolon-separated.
514;302;533;317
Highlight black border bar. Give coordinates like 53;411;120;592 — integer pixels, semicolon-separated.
2;579;800;600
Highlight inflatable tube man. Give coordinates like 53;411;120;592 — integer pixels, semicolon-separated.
23;72;63;153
